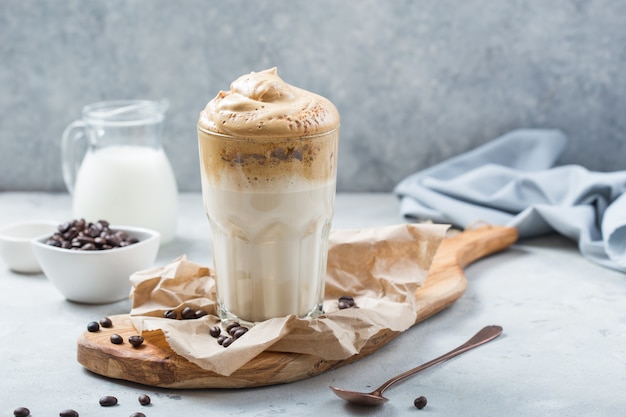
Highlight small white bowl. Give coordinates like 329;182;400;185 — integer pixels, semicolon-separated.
32;225;160;304
0;221;59;273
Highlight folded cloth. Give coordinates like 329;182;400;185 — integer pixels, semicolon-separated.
394;129;626;273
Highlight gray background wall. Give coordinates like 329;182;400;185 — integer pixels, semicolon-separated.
1;0;625;193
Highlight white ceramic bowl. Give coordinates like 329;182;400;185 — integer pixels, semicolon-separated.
32;225;160;304
0;221;59;273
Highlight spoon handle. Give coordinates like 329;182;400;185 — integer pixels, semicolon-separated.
375;325;503;395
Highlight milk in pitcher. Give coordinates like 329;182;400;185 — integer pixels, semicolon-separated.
72;145;178;243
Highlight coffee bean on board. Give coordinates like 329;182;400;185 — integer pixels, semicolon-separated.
99;317;113;328
59;409;79;417
164;310;177;320
181;306;195;319
128;335;144;347
338;295;356;309
110;334;124;345
225;321;240;333
194;309;208;319
222;336;235;347
209;326;221;338
87;321;100;332
232;327;248;339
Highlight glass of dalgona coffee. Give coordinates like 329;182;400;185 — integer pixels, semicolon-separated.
197;68;340;324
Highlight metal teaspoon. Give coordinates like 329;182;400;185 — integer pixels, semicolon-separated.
330;325;503;406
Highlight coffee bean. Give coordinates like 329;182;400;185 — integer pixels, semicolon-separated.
81;242;96;250
99;395;118;407
64;228;78;241
194;309;208;319
413;395;427;409
164;310;177;320
225;321;240;333
99;317;113;328
216;335;227;345
130;413;146;417
59;409;79;417
228;325;242;336
87;321;100;332
338;295;356;309
110;334;123;344
87;224;100;237
222;336;235;347
45;219;140;251
181;306;195;319
59;221;71;233
74;236;94;246
232;327;248;339
209;326;221;338
138;394;151;405
128;335;144;347
13;406;30;417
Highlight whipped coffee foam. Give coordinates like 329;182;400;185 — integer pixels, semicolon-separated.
198;67;339;138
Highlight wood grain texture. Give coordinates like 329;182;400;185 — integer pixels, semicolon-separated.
76;225;518;388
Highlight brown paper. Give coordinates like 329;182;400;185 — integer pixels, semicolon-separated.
129;223;448;376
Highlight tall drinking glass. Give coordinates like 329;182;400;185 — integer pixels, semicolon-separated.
197;126;339;324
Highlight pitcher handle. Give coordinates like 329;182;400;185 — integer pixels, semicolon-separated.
61;120;87;195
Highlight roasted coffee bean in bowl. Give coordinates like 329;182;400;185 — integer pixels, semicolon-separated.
32;220;160;304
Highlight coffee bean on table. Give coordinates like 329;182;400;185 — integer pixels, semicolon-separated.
413;395;427;409
13;406;30;417
110;334;123;345
87;321;100;332
99;317;113;328
59;409;79;417
128;335;144;347
138;394;151;405
99;395;118;407
130;413;146;417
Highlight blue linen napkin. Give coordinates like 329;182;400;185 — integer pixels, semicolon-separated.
394;129;626;273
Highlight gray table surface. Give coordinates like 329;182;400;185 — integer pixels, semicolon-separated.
1;192;625;417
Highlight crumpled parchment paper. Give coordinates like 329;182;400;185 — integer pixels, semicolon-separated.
129;223;448;376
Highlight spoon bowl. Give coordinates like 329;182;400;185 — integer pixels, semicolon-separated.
330;325;503;406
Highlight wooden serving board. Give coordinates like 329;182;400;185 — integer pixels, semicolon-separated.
77;225;518;389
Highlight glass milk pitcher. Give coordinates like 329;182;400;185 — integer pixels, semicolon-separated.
62;99;178;244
